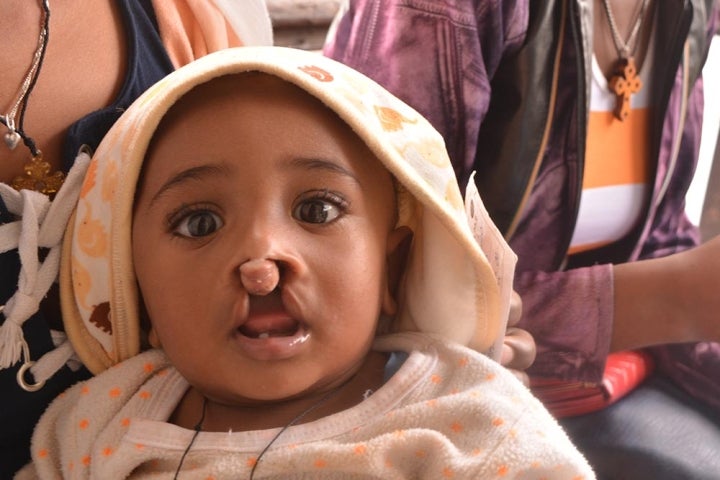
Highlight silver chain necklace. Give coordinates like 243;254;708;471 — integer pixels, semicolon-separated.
600;0;649;59
1;0;49;151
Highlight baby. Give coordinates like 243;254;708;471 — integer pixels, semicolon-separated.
19;47;593;479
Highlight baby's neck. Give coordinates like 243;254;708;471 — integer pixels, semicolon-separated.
170;351;389;432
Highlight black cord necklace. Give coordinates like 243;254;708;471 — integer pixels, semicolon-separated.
173;380;353;479
1;0;65;196
172;397;207;480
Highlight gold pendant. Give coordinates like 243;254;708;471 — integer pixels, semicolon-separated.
11;152;65;197
608;57;643;122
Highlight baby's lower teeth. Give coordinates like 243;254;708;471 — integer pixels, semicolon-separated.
258;332;270;339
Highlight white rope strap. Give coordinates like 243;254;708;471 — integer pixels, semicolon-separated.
0;152;90;391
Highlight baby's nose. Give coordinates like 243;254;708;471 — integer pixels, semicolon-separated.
239;259;280;295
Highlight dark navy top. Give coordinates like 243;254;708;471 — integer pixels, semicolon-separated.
0;2;174;476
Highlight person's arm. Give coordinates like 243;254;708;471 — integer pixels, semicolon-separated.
613;233;720;351
612;0;720;351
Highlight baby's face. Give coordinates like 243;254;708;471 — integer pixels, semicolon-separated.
132;74;403;404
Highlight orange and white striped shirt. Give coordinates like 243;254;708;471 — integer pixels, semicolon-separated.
569;37;655;255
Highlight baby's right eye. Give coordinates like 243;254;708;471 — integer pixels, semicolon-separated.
172;210;224;238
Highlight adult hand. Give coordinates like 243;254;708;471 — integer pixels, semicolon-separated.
500;290;536;386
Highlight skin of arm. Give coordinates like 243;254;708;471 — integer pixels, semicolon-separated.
612;234;720;351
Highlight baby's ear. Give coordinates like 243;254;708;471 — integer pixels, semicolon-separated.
382;226;413;316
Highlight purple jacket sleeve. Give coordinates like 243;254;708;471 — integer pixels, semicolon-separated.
515;266;615;381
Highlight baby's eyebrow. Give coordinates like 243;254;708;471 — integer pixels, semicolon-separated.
290;157;360;185
149;163;230;206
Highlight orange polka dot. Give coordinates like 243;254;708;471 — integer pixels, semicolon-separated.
82;455;91;467
121;418;131;427
572;476;586;480
247;457;258;468
139;390;152;400
135;444;145;450
143;362;154;373
102;447;113;456
415;450;427;458
79;419;89;430
472;448;484;456
206;476;216;480
109;387;121;398
497;465;509;476
450;388;460;395
492;418;504;427
314;458;327;468
485;373;496;381
426;399;438;408
37;449;48;458
458;357;469;367
443;467;455;477
157;369;169;377
81;385;90;395
354;445;367;455
450;422;463;433
431;374;443;384
385;459;393;468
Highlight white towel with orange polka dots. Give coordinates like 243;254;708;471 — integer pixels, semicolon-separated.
19;332;594;479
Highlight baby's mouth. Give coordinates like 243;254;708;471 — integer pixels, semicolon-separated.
235;314;310;360
233;291;311;359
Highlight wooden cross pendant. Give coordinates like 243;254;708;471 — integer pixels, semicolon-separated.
608;57;642;122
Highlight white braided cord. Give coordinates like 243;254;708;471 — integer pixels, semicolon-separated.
0;152;90;388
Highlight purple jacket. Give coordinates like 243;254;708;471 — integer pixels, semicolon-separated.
325;0;720;407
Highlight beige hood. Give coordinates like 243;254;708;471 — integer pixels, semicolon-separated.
60;46;516;374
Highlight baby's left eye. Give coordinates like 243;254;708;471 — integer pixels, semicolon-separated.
293;197;344;224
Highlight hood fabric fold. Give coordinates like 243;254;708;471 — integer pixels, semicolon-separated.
59;46;517;374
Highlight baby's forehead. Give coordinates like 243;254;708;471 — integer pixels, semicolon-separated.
141;71;398;204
